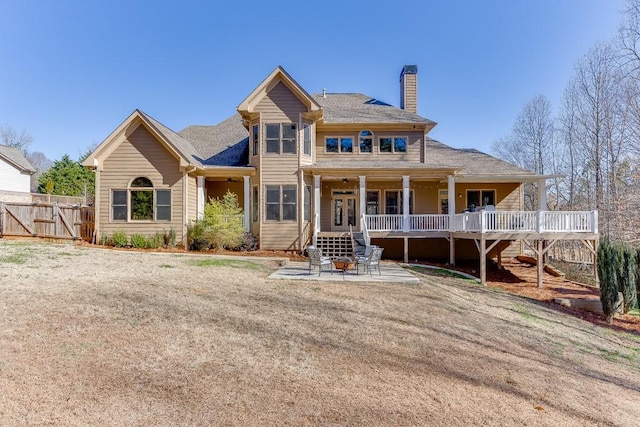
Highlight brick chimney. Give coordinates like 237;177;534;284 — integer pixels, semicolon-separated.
400;65;418;114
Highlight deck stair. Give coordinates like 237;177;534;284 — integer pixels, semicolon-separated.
352;231;367;257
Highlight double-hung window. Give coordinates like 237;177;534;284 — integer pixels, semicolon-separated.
111;177;171;222
359;130;373;153
379;136;408;153
265;185;297;221
252;124;259;156
265;123;297;154
466;190;495;209
303;123;312;156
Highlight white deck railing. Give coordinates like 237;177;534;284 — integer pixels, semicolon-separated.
363;211;598;234
360;213;371;246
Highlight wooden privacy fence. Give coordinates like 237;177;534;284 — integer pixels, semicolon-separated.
0;202;95;241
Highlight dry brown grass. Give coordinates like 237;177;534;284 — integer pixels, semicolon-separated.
1;241;639;426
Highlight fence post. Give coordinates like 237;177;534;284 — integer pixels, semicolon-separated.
0;203;4;236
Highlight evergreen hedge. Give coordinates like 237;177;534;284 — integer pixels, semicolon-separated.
597;239;619;324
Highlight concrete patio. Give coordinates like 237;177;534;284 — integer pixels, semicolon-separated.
268;261;420;284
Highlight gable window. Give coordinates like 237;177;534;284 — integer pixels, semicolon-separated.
252;124;259;157
384;190;414;214
379;136;408;153
359;130;373;153
265;123;297;155
325;137;354;153
265;185;297;221
466;190;495;210
303;123;312;156
111;177;171;222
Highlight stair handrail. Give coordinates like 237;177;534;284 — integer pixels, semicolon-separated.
361;213;371;246
313;212;319;246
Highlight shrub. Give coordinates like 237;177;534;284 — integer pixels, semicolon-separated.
598;239;620;324
617;243;637;314
237;232;259;252
169;226;177;248
130;233;149;249
187;221;210;251
111;230;128;248
201;191;245;250
151;233;164;249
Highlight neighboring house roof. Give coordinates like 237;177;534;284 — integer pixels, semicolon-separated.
0;145;36;173
314;93;436;126
178;115;249;167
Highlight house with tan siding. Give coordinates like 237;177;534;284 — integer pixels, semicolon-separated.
83;65;598;284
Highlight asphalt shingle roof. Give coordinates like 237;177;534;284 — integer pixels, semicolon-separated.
0;144;35;173
313;93;435;125
178;115;250;167
138;111;203;166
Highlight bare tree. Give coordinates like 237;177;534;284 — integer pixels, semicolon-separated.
492;95;555;210
26;151;53;192
0;125;33;154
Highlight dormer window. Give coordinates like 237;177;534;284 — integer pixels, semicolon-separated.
359;130;373;153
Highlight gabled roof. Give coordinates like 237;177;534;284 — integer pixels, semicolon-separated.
178;115;249;167
314;93;436;126
0;145;35;173
83;109;202;169
237;66;322;116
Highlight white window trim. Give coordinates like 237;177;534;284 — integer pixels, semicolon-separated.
265;123;297;155
251;124;259;157
365;189;380;214
383;189;414;214
110;179;172;223
324;136;356;154
264;184;298;223
378;136;409;154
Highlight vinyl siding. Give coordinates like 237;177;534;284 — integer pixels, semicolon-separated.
99;125;185;241
187;174;197;224
315;129;423;163
255;81;306;122
255;79;307;250
0;158;31;193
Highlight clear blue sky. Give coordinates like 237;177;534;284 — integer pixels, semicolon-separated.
0;0;626;162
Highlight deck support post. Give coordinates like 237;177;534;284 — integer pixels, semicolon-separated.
402;176;410;232
537;239;543;288
243;176;250;232
404;237;409;263
480;237;487;285
449;234;455;265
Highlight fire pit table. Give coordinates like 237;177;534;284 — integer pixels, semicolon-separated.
333;257;356;276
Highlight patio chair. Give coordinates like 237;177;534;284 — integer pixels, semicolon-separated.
356;246;384;275
307;246;333;276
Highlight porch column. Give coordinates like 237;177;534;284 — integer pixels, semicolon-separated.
448;175;456;265
402;175;410;232
538;177;547;210
197;176;205;220
243;176;250;232
359;176;366;223
314;175;321;235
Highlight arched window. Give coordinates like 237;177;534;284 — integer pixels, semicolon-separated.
111;177;171;222
130;177;154;220
359;130;373;153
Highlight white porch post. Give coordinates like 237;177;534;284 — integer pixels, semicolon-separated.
538;177;547;211
448;175;456;265
402;175;410;232
359;176;366;224
243;176;250;232
197;176;205;220
314;175;321;244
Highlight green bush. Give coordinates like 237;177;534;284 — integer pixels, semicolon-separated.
617;243;637;314
238;232;259;251
130;233;149;249
111;230;128;248
598;239;620;324
201;191;245;250
187;221;210;251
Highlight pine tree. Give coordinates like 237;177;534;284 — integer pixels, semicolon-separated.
598;239;619;324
